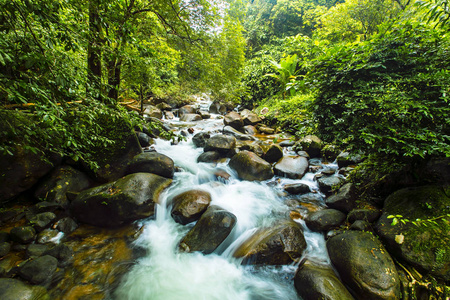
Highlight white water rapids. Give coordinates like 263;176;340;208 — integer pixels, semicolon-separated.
114;99;335;300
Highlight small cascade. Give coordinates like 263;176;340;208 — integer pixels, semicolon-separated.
115;96;335;299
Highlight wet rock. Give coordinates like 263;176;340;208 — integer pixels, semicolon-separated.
0;231;9;243
317;176;344;195
258;126;275;134
126;152;175;179
0;278;49;300
156;102;172;111
233;220;307;265
350;220;371;231
180;205;236;254
136;132;152;147
223;126;255;141
214;169;231;181
146;117;173;139
294;259;354;300
197;151;222;163
34;165;91;207
224;112;244;130
274;156;309;179
327;231;401;299
0;208;25;225
89;116;143;183
279;140;295;147
36;229;60;244
229;150;274;181
241;110;261;126
44;244;74;267
28;212;56;232
178;105;196;116
0;147;61;205
0;242;11;257
55;217;78;234
164;111;175;120
348;208;381;223
171;190;212;225
209;100;227;115
199;110;211;119
375;185;450;281
263;144;283;164
180;113;202;122
238;142;264;157
143;105;163;119
305;209;346;232
243;125;258;135
322;144;339;161
10;226;36;244
19;255;58;284
70;173;172;228
284;183;310;195
336;152;363;168
325;183;357;213
192;132;211;148
295;135;322;158
26;244;49;259
204;134;236;154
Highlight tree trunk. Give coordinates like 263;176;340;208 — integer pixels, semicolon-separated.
107;57;122;102
87;0;103;100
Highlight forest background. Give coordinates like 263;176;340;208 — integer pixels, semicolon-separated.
0;0;449;193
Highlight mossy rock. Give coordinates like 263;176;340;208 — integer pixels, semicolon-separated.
375;185;450;281
86;114;142;183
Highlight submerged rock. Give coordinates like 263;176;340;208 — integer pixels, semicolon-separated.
228;150;274;181
274;156;309;179
171;190;212;225
233;220;307;265
327;231;401;299
126;152;175;178
10;226;36;244
180;205;236;254
294;259;354;300
375;185;450;281
70;173;172;227
19;255;58;284
0;278;49;300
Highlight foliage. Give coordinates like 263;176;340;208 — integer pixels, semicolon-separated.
307;21;450;159
265;54;300;99
416;0;450;28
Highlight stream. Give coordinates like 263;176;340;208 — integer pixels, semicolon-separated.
114;98;337;300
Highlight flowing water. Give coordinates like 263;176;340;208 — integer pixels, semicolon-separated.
115;98;336;300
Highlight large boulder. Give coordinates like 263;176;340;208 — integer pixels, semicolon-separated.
263;144;283;164
295;135;323;158
305;209;346;232
337;152;363;168
18;255;58;284
10;226;36;244
70;173;172;227
317;175;344;195
204;134;236;154
274;156;309;179
233;220;307;265
325;183;357;213
209;100;227;115
284;183;310;195
34;165;90;207
0;278;49;300
224;111;244;130
192;132;211;148
197;151;222;163
223;126;255;141
180;114;202;122
228;150;274;181
241;110;261;126
143;105;163;119
294;260;354;300
178;105;196;116
87;115;143;183
171;190;212;225
126;152;174;178
179;205;236;254
375;186;450;281
327;231;401;300
0;147;61;205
